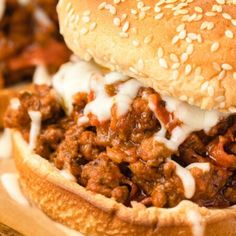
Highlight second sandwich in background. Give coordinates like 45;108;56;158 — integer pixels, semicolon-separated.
0;0;71;128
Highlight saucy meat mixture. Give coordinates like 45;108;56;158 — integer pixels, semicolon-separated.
0;0;70;87
4;64;236;208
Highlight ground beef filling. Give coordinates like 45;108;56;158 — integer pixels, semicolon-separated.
5;85;236;208
0;0;70;87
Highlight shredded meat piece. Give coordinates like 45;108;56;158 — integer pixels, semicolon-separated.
0;0;70;86
4;85;63;140
4;84;236;208
35;124;64;159
54;124;84;177
80;158;129;203
137;137;172;165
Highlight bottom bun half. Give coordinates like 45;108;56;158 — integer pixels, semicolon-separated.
12;131;236;236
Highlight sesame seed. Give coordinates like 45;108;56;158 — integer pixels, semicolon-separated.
181;53;188;63
172;70;179;80
113;17;121;26
139;11;146;20
170;53;179;62
222;63;233;71
201;81;209;91
222;13;232;20
98;2;106;10
141;6;151;12
205;12;217;17
232;19;236;26
109;5;117;15
137;1;144;9
186;44;194;55
159;58;168;69
234;73;236;80
194;6;203;13
172;63;180;70
185;64;192;75
218;70;226;80
225;30;234;39
176;23;185;32
121;13;127;22
216;0;225;5
68;8;75;17
122;21;129;32
82;16;90;23
80;27;88;35
66;2;72;12
172;35;179;44
154;13;164;20
154;5;161;13
179;29;186;39
131;9;138;15
213;62;221;71
211;42;220;52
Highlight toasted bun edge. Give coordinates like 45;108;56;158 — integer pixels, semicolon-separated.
11;130;236;236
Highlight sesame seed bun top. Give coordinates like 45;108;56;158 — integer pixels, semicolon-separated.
57;0;236;112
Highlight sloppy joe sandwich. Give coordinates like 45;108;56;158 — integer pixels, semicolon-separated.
4;0;236;235
0;0;71;127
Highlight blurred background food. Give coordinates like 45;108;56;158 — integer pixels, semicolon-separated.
0;1;80;235
0;0;71;129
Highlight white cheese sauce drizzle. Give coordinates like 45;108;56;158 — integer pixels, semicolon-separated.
34;7;52;27
0;129;12;159
53;61;101;114
10;98;21;110
33;65;52;86
0;98;21;159
0;173;29;206
186;163;210;172
187;209;205;236
169;160;196;199
154;95;227;151
28;111;42;150
53;60;141;122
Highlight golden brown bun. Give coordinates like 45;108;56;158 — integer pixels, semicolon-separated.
57;0;236;112
0;84;31;128
12;131;236;236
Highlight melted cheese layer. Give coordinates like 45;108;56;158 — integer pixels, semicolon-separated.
53;60;141;122
154;95;227;151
